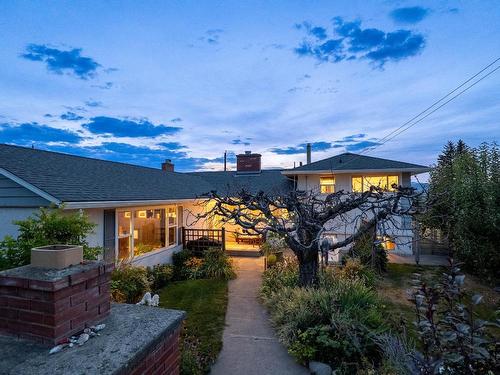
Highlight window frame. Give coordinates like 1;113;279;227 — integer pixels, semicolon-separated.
351;175;399;193
115;204;180;261
319;175;335;194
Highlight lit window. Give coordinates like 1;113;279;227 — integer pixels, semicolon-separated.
133;209;166;256
351;175;399;192
320;176;335;194
168;207;177;246
352;177;363;193
116;206;179;260
117;211;132;260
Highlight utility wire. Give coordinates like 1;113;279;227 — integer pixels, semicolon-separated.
332;56;500;169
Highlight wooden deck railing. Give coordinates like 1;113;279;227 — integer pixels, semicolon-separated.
182;227;226;254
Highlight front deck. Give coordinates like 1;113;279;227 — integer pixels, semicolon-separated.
182;227;262;257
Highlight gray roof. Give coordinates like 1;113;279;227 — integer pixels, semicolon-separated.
0;144;292;203
0;144;213;202
284;152;429;173
190;170;293;196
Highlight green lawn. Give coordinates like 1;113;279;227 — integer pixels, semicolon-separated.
377;263;499;339
159;279;228;375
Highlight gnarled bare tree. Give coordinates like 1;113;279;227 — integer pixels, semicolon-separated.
197;186;424;287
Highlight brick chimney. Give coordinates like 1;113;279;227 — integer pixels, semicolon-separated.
161;159;174;172
306;143;312;164
236;151;261;173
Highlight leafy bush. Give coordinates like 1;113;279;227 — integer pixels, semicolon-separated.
184;257;204;280
172;249;194;280
326;258;376;287
111;264;150;303
261;256;299;297
266;254;277;268
262;262;385;372
380;259;500;374
147;264;174;291
0;206;100;271
261;232;287;256
0;236;25;270
201;248;235;280
347;229;388;274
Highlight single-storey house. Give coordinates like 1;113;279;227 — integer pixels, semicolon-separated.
0;143;429;265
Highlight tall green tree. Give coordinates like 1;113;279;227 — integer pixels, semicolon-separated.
424;141;500;280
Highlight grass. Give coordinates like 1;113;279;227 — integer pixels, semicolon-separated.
377;263;499;339
159;279;228;375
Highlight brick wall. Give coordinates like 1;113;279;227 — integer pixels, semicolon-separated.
128;326;182;375
0;262;113;345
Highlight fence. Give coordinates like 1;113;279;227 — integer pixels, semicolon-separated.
181;227;226;255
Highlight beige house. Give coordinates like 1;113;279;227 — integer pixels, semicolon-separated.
0;143;428;265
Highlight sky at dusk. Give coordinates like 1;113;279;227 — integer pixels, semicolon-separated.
0;0;499;174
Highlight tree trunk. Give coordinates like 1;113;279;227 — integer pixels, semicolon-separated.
298;255;319;287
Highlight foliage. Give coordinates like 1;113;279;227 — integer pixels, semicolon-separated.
347;228;388;274
172;249;236;281
159;279;228;375
266;253;277;267
380;259;500;374
147;264;173;291
423;141;500;280
110;264;150;303
261;256;299;296
172;249;195;280
0;236;25;270
184;257;205;280
201;248;235;280
261;231;287;256
326;258;376;288
261;260;386;373
0;206;100;271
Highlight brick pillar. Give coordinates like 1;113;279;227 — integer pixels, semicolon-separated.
0;261;114;345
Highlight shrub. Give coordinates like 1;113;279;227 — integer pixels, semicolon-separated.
261;232;286;256
347;229;388;274
263;273;385;372
325;258;376;288
0;206;99;271
379;259;499;374
111;264;150;303
261;256;299;297
184;257;204;280
172;249;194;280
266;253;277;267
147;264;174;291
201;248;235;280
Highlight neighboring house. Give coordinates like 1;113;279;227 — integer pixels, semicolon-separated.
0;143;428;265
282;151;429;258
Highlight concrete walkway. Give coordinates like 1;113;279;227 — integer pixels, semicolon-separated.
210;257;309;375
388;253;448;266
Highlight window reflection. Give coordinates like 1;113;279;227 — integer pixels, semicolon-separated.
133;209;166;256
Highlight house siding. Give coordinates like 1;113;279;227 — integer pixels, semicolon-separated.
296;171;413;256
0;175;51;207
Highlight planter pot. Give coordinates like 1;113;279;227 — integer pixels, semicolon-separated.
31;244;83;269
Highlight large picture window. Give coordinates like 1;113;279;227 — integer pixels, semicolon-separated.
133;209;166;256
116;205;179;260
352;175;399;192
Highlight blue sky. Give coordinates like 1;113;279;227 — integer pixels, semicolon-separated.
0;1;499;175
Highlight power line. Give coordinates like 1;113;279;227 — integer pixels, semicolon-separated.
335;56;500;169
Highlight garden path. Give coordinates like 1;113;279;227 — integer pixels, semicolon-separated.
210;257;308;375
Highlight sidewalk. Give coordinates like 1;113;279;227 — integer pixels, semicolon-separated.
210;257;308;375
